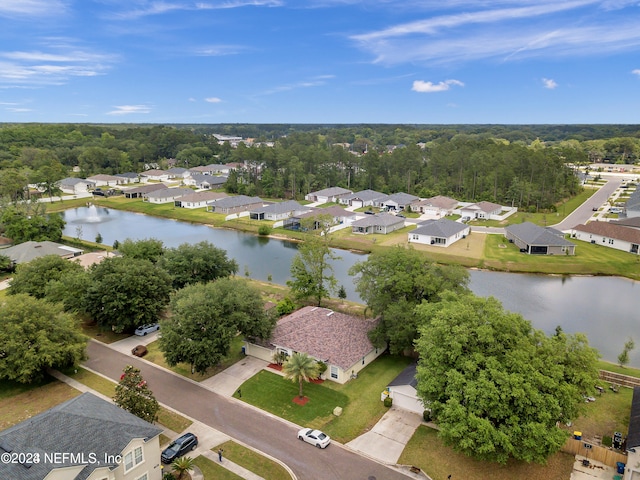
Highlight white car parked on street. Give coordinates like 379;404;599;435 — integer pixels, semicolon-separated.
297;428;331;449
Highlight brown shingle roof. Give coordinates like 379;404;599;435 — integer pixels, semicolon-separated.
573;221;640;244
271;306;378;370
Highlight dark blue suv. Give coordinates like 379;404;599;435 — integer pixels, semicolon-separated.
161;433;198;463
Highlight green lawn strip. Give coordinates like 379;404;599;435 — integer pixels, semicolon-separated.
191;455;244;480
399;425;575;480
79;319;130;344
215;441;291;480
234;355;411;443
598;361;640;378
569;386;633;441
143;335;245;382
64;367;193;432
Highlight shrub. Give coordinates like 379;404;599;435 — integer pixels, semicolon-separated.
276;297;296;316
316;361;328;377
423;409;431;422
163;473;176;480
383;397;393;408
258;225;271;236
602;435;612;447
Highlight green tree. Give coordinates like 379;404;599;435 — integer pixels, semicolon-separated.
84;257;172;332
159;278;274;374
287;236;339;306
618;337;635;368
0;204;65;243
171;456;194;480
0;294;87;383
118;238;165;263
9;254;84;299
114;365;159;423
0;254;12;272
349;246;469;353
337;285;347;300
282;352;320;399
44;269;91;313
161;241;238;289
414;293;599;464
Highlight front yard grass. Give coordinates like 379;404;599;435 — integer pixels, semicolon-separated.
399;426;575;480
192;455;243;480
215;441;291;480
234;354;411;443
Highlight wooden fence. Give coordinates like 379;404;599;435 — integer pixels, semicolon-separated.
562;438;627;468
599;370;640;389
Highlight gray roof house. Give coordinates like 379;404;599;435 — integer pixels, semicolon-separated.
249;200;310;221
409;218;470;247
351;212;405;235
284;205;357;231
626;387;640;480
184;173;227;189
305;187;353;204
339;189;388;208
85;174;126;187
145;187;192;204
123;183;168;199
380;192;420;211
0;392;163;480
506;222;576;255
244;306;385;384
625;188;640;219
116;172;140;183
572;221;640;255
459;201;503;220
413;195;459;216
174;190;227;209
611;217;640;230
0;241;83;265
207;195;264;215
385;363;424;415
57;177;95;194
166;167;190;179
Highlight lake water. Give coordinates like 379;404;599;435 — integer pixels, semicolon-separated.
62;206;640;367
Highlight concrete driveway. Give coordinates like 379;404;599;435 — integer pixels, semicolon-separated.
200;356;268;396
346;408;423;464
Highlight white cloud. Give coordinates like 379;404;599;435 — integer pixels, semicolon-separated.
412;79;464;93
205;97;222;103
258;75;335;96
194;45;246;57
542;77;558;89
111;0;283;20
107;105;152;115
6;107;32;112
632;69;640;76
0;0;67;17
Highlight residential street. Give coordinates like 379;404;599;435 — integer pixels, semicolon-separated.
84;340;412;480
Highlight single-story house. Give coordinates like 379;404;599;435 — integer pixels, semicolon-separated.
166;167;190;179
206;163;231;174
384;363;424;415
284;206;357;231
505;222;576;255
139;169;169;182
145;187;192;204
572;222;640;255
0;241;83;265
625;387;640;480
339;189;388;209
625;188;640;219
351;212;405;235
459;201;503;220
244;306;386;384
207;195;264;215
184;174;227;189
413;195;458;216
116;172;140;183
175;190;227;208
380;192;420;211
123;183;168;199
85;174;126;187
611;217;640;230
249;200;310;221
305;187;353;204
0;392;163;480
409;218;470;247
57;177;95;194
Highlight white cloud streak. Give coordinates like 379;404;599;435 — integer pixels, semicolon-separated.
412;79;464;93
632;69;640;76
107;105;152;115
111;0;283;20
542;78;558;89
205;97;222;103
0;0;68;17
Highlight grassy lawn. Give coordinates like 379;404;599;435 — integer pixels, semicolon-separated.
215;441;291;480
191;455;243;480
598;361;640;378
568;387;633;443
399;426;575;480
0;376;80;430
234;354;411;443
143;335;246;382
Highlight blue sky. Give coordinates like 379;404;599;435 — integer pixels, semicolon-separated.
1;0;640;124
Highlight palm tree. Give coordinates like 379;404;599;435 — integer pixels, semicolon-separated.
171;456;194;480
282;352;320;399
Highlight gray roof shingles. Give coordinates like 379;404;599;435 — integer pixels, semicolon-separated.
506;222;574;247
413;218;467;238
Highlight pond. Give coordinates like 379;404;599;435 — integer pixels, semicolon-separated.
62;206;640;367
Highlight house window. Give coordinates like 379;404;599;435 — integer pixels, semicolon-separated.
134;446;143;465
124;452;134;471
411;234;419;240
330;366;338;379
124;446;144;472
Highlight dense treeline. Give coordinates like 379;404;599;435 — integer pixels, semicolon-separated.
1;123;639;211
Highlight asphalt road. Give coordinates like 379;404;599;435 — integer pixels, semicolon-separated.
84;341;411;480
551;177;622;230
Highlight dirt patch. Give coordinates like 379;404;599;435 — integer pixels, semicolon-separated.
292;396;309;405
267;363;283;371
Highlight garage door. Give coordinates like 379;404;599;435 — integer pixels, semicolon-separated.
391;390;424;415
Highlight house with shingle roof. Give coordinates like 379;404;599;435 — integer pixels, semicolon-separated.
611;217;640;230
625;387;640;480
244;306;386;384
57;177;95;194
625;188;640;219
305;187;353;204
166;167;190;179
459;201;503;220
145;187;192;204
85;174;126;187
409;218;470;247
174;190;227;209
123;183;168;199
505;222;576;255
339;189;388;208
116;172;140;183
413;195;459;216
139;169;169;182
385;363;424;415
284;206;357;231
183;174;227;189
249;200;310;221
0;392;163;480
206;195;264;215
380;192;420;211
572;221;640;255
351;212;405;235
0;241;83;265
